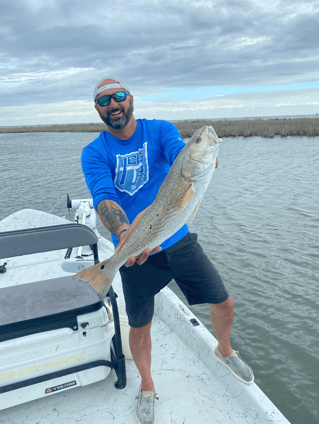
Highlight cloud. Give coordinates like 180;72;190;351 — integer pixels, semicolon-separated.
1;87;318;126
1;0;318;124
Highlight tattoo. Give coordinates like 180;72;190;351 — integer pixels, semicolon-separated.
97;200;129;235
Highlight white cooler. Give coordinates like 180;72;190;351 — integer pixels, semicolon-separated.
0;223;126;410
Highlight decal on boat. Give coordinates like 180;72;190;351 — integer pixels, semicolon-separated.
45;381;77;394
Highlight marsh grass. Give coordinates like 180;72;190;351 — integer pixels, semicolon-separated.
175;117;319;138
1;117;318;138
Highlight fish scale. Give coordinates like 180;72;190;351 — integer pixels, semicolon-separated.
74;125;222;299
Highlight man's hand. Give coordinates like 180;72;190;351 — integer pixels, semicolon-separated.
125;246;162;267
115;206;162;267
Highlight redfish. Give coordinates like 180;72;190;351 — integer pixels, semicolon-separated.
74;126;222;299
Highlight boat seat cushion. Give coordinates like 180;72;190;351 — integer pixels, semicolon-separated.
0;276;103;342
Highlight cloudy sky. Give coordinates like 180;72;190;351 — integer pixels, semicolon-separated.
1;0;318;126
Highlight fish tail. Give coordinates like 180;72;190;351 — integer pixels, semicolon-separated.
73;256;118;299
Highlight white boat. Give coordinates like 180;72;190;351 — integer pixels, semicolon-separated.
0;198;290;423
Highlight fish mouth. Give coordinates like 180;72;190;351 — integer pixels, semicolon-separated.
207;126;222;145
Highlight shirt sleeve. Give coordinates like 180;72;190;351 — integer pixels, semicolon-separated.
81;144;120;211
158;121;186;165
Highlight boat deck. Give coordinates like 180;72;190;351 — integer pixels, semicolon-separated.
0;210;290;424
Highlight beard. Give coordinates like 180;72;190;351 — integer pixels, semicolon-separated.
99;99;134;130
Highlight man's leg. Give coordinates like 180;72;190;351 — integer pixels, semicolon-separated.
119;255;172;393
119;255;173;423
162;233;253;384
210;296;254;384
130;322;157;424
129;321;155;392
209;296;234;357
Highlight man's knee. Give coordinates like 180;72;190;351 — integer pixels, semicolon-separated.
130;321;152;340
209;296;234;314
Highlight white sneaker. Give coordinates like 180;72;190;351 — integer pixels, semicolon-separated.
213;346;254;384
135;386;158;424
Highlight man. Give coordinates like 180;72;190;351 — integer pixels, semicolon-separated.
81;77;254;424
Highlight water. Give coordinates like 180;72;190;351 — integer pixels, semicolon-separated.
1;132;318;423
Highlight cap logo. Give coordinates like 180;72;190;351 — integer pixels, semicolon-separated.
97;84;123;94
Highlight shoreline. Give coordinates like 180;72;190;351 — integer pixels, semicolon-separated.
0;117;318;138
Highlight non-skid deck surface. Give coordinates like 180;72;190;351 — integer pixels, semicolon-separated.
0;316;249;424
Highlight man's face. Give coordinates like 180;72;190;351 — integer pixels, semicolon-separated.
95;82;134;130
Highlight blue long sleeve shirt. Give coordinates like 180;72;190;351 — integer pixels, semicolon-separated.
81;119;189;250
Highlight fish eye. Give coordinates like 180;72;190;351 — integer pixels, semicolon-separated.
196;137;201;143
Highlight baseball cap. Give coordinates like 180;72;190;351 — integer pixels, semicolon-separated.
93;77;130;101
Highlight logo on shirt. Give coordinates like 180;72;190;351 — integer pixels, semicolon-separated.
114;143;149;196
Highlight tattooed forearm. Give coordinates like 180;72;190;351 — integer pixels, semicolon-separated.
97;200;130;237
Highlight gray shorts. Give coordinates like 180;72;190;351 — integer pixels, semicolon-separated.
119;232;229;328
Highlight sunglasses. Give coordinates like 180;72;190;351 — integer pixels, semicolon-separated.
96;91;128;107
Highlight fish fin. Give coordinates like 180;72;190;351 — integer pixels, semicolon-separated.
73;258;117;299
177;183;196;213
189;200;201;222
